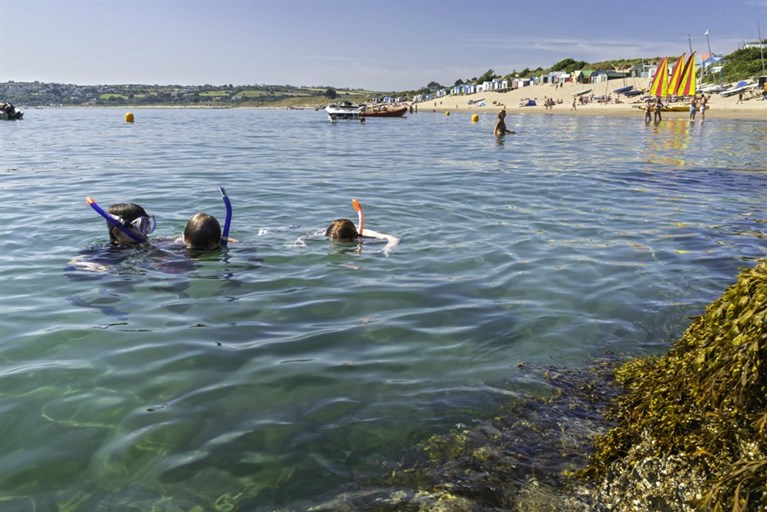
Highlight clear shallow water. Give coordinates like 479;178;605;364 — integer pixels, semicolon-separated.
1;108;765;511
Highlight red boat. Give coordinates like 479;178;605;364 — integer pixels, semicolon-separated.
361;105;408;118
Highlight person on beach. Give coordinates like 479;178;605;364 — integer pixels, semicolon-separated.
571;97;577;111
700;94;708;121
737;91;744;104
494;110;515;136
183;212;222;251
104;203;156;246
326;199;400;256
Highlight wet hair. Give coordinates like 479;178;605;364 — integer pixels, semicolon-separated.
184;212;221;250
325;219;358;241
107;203;149;242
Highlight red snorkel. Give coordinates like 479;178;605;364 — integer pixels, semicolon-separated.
352;198;364;237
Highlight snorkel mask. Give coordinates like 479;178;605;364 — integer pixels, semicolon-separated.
114;213;156;236
87;196;154;243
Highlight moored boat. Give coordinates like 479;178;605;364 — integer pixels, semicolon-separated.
361;105;407;118
1;101;23;120
325;101;363;121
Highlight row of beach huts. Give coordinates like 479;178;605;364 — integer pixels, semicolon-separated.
413;67;643;103
413;56;726;103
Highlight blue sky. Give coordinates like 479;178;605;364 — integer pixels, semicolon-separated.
1;0;765;91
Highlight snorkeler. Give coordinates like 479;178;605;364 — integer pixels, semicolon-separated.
184;213;221;250
182;186;234;251
326;199;399;255
87;197;156;246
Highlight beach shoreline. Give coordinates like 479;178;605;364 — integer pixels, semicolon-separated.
412;77;767;121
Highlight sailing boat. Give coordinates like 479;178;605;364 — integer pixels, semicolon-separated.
643;53;698;111
661;52;698;111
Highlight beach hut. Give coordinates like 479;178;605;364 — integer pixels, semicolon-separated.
629;63;653;78
574;69;594;83
592;70;629;82
518;79;532;88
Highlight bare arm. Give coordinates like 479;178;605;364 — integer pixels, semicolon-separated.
359;228;400;256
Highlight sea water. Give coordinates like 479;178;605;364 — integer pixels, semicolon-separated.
1;108;765;511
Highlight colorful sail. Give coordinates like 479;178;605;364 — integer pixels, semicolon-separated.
649;57;669;97
667;53;686;96
676;52;697;97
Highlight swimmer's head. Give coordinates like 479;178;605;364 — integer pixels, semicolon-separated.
107;203;154;245
325;219;358;241
184;212;221;250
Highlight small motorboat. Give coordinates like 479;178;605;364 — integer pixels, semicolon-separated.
361;105;407;118
325;101;363;121
1;101;23;120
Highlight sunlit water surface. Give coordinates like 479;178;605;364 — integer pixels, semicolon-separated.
1;108;765;511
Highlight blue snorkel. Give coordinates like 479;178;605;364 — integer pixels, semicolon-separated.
86;196;147;244
219;186;232;248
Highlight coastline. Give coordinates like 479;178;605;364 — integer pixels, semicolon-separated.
411;77;767;121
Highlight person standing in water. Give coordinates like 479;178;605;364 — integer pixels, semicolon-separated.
494;110;515;136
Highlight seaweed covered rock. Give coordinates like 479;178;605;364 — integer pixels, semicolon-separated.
376;361;621;512
587;259;767;511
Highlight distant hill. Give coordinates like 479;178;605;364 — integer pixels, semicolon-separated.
0;82;379;108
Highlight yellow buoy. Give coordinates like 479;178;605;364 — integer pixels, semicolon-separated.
471;114;479;123
445;111;450;116
125;112;134;123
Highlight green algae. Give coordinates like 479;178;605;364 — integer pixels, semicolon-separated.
587;259;767;511
367;361;621;511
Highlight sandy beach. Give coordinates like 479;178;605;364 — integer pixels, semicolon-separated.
414;77;767;121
